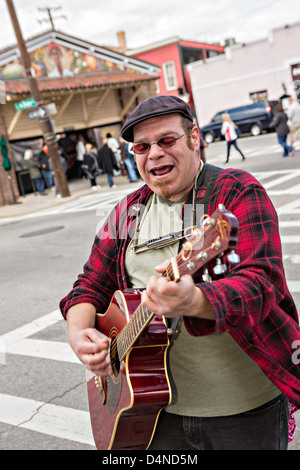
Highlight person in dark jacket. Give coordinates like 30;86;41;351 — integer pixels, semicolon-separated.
38;144;54;188
270;103;295;157
81;143;102;190
97;139;119;188
24;149;47;195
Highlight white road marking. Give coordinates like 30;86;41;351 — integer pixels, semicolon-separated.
280;236;300;243
2;338;80;363
280;221;300;228
287;282;300;293
0;310;79;363
0;393;94;446
277;199;300;215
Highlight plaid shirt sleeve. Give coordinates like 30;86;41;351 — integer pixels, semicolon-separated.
183;169;300;406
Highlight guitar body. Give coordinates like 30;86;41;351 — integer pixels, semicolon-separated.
86;290;171;450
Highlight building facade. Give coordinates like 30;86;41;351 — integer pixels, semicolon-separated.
127;36;225;113
187;22;300;126
0;30;160;205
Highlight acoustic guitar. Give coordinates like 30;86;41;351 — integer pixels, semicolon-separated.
86;204;239;450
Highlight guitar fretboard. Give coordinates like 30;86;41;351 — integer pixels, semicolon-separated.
116;303;155;361
115;263;175;361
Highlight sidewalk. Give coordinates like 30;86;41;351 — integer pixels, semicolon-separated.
0;173;139;219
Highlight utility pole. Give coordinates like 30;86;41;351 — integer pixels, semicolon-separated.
5;0;70;197
38;6;67;30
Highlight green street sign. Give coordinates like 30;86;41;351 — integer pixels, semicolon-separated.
14;98;36;111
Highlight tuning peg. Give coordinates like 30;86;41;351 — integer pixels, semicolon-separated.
213;258;227;276
202;269;212;283
227;250;240;264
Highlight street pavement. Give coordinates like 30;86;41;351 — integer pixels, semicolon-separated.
0;172;138;220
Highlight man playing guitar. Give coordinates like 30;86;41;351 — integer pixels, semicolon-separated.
60;95;300;450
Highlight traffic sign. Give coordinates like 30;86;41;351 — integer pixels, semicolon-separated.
27;107;47;121
14;98;36;111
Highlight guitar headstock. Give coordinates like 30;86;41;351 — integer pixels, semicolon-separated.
166;205;239;281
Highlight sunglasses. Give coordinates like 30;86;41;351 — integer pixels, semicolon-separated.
132;127;193;155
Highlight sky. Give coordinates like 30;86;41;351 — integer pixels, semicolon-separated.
0;0;300;51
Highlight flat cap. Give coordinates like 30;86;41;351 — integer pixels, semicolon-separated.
121;95;193;142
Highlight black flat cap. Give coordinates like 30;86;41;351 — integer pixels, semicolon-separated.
121;95;193;142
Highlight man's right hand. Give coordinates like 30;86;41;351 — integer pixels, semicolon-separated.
66;303;113;377
71;328;113;377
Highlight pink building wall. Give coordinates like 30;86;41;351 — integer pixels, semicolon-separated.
130;39;225;112
188;22;300;126
133;43;184;96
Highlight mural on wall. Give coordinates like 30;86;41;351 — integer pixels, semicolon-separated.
0;41;138;80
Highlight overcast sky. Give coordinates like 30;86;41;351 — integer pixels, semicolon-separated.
1;0;300;51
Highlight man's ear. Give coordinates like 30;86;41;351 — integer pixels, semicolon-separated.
191;125;200;152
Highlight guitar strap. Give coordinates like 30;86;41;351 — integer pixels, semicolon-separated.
168;163;224;339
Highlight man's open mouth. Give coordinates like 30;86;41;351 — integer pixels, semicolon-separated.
150;165;174;176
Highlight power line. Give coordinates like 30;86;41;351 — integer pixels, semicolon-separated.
198;0;282;37
37;6;67;30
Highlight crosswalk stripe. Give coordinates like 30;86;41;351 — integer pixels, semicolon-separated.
290;255;300;264
0;310;61;345
281;235;300;243
0;310;79;363
0;393;94;446
1;337;80;363
287;281;300;293
268;184;300;195
280;221;300;227
277;199;300;215
263;173;300;190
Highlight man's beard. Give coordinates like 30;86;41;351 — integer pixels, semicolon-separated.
152;176;174;200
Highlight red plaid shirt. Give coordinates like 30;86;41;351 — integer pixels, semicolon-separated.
60;168;300;407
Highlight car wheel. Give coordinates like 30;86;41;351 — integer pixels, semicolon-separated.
250;124;262;136
204;132;214;144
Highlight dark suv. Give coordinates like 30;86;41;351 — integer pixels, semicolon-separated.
201;101;273;143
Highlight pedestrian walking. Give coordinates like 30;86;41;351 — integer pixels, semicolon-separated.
97;139;119;188
76;135;86;178
287;96;300;147
119;137;137;182
24;149;47;195
106;132;121;173
81;143;102;190
221;113;245;163
270;103;295;157
38;143;54;188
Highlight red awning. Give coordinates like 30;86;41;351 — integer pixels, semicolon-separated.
5;72;158;95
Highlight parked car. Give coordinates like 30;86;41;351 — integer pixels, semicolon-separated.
201;101;273;143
